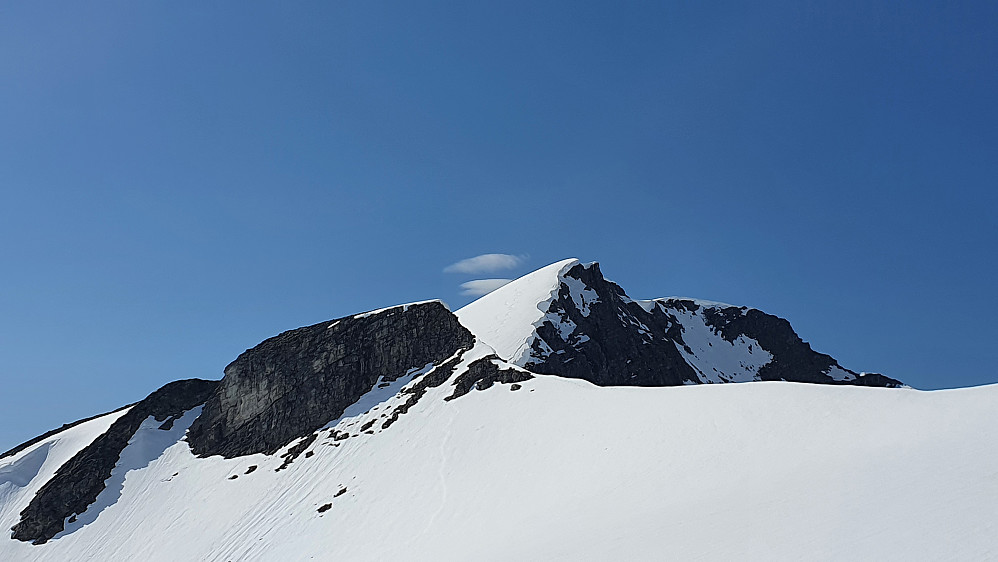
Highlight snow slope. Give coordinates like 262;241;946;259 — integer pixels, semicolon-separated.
455;258;579;364
3;373;996;561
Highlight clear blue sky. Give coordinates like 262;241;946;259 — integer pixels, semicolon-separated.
2;1;996;451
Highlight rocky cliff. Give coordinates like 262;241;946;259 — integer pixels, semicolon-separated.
187;300;475;458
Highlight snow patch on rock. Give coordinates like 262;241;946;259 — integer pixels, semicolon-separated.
665;303;773;383
353;300;446;320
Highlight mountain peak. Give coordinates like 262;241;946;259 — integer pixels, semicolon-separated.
455;258;581;364
457;258;902;388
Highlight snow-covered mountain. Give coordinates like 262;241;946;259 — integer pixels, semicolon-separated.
2;259;994;561
457;259;901;387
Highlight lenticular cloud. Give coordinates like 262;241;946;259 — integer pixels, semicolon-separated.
459;279;513;296
443;254;524;274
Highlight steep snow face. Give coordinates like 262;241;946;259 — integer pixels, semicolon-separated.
53;406;204;539
2;374;996;561
455;258;580;365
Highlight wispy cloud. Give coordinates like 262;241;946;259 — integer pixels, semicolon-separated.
460;279;513;296
444;253;525;274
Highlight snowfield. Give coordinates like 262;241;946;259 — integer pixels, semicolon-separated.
2;376;996;561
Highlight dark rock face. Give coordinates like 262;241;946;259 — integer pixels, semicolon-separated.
524;263;699;386
187;301;475;458
12;379;218;545
522;263;903;388
694;303;903;387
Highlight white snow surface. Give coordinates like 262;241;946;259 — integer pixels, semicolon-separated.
455;258;579;364
3;376;998;561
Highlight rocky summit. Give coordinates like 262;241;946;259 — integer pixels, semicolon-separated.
455;259;902;388
7;259;979;562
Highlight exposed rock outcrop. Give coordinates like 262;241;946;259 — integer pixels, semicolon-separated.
445;356;533;401
12;379;217;545
524;263;699;386
187;301;475;458
519;263;903;388
693;302;903;387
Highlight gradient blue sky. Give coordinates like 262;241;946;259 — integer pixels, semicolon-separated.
2;1;996;451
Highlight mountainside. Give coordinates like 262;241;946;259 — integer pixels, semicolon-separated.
3;259;992;561
456;259;901;387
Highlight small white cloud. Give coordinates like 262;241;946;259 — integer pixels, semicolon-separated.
460;279;513;296
444;253;525;274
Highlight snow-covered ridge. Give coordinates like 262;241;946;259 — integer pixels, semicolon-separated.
457;259;890;387
455;258;579;364
353;299;447;320
0;408;131;543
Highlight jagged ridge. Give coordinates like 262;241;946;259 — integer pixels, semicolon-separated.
459;260;902;388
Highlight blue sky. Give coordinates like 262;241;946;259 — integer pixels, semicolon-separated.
2;1;996;451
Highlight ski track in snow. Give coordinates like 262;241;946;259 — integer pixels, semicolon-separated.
422;406;454;540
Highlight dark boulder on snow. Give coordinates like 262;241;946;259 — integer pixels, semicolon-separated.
445;355;533;401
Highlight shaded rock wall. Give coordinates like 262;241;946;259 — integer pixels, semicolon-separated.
526;263;698;386
187;301;475;458
524;263;903;388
